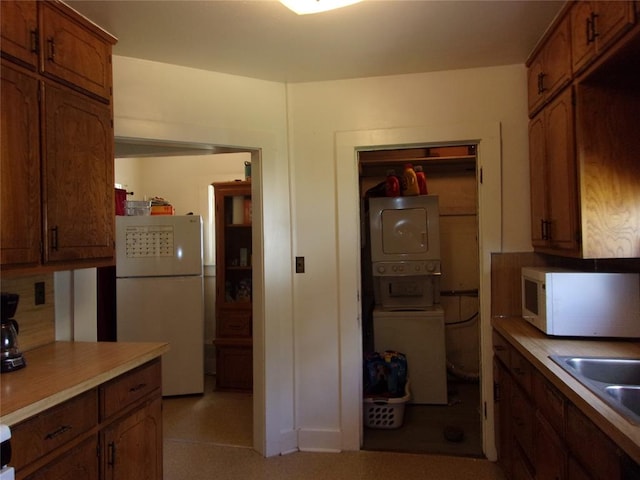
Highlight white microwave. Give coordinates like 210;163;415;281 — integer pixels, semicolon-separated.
521;267;640;337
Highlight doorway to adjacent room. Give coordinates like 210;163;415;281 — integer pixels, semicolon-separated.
358;144;482;457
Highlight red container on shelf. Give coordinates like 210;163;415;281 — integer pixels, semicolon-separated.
115;188;127;216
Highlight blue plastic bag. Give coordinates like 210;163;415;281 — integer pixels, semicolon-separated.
363;351;407;398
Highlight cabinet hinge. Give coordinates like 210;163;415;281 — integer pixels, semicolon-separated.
479;166;483;184
493;381;500;402
484;401;487;419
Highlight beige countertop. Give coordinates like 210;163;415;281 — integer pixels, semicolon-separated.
0;341;169;426
493;316;640;464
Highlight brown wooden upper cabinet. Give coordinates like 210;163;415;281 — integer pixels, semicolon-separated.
571;0;636;75
527;1;640;259
0;0;117;272
42;83;115;263
0;64;41;267
528;88;579;255
0;0;38;69
40;1;114;101
527;14;572;118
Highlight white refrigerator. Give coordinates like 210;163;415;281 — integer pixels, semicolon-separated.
116;215;204;396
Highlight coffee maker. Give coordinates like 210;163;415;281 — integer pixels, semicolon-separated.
1;293;26;372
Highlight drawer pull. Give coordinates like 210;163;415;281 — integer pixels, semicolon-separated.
129;382;147;393
108;441;116;466
45;424;72;440
30;30;39;54
47;38;56;61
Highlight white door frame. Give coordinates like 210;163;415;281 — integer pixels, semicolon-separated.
335;122;502;460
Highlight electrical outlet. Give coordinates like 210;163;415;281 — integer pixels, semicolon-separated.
295;256;305;273
35;281;45;305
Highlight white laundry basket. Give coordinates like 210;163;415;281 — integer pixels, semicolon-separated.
363;381;411;429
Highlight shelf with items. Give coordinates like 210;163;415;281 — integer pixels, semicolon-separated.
212;180;253;392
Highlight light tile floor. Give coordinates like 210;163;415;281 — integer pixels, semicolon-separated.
162;376;507;480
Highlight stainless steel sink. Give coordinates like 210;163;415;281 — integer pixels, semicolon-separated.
550;355;640;424
605;386;640;417
562;357;640;385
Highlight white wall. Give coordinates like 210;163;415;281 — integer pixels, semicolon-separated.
286;64;531;456
57;56;293;457
59;56;532;459
115;152;248;266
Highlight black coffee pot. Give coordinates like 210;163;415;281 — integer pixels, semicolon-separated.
1;293;26;372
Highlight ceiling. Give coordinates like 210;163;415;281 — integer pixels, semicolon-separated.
66;0;565;84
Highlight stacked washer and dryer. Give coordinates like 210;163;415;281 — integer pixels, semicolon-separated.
369;196;448;405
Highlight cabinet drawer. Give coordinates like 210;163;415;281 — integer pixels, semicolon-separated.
11;389;98;471
492;331;511;368
100;359;161;420
218;310;251;337
510;349;533;395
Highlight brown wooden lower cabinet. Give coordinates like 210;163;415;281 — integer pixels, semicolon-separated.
493;330;638;480
12;359;162;480
215;341;253;391
24;437;99;480
101;396;162;480
567;456;591;480
565;403;621;480
534;412;567;480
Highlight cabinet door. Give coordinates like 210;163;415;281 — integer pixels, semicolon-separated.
25;436;99;480
534;412;567;480
42;83;114;263
542;16;572;104
494;359;513;478
216;344;253;391
566;404;621;480
102;396;162;480
568;456;593;480
510;382;534;460
594;1;635;56
571;0;597;74
528;113;547;247
0;0;38;68
1;62;41;267
572;1;635;74
527;54;546;116
544;88;578;253
40;2;113;100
